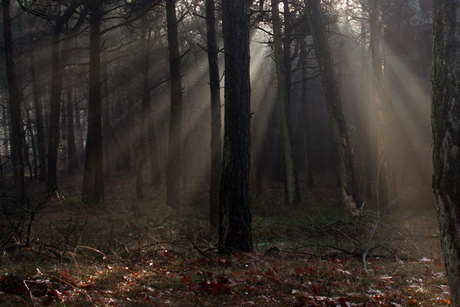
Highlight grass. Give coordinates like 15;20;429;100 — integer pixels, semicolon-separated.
0;173;448;306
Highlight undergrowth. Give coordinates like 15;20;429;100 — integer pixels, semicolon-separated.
0;174;447;306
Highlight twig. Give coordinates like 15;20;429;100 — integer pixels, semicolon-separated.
188;237;207;258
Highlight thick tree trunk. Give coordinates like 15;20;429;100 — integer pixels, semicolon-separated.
272;0;300;206
369;0;389;208
82;0;104;204
2;0;28;206
306;0;361;215
206;0;222;227
166;0;183;209
219;0;253;254
29;52;47;183
432;1;460;304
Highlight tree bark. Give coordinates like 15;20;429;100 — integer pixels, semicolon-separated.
272;0;300;206
82;0;104;204
166;0;183;209
206;0;222;227
306;0;361;215
2;0;28;206
432;1;460;304
219;0;253;254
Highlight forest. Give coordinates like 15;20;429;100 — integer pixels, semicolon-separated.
0;0;458;305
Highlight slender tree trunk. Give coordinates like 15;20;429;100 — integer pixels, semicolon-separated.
82;0;104;204
148;113;161;185
46;28;64;192
144;28;161;186
44;4;80;191
359;13;373;200
102;56;111;176
300;38;314;187
28;113;38;179
369;0;389;208
282;0;292;109
306;0;361;215
272;0;300;206
128;95;135;173
432;1;460;304
136;111;146;199
206;0;222;227
135;27;151;200
166;0;183;209
219;0;253;254
66;87;78;175
25;110;36;178
2;0;28;206
29;52;47;183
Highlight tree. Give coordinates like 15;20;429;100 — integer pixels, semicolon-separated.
305;0;361;215
432;1;460;304
206;0;222;227
66;86;78;175
166;0;183;209
219;0;253;254
135;20;153;200
299;38;314;187
45;2;83;192
272;0;300;206
29;52;47;182
369;0;389;208
2;0;28;206
82;0;104;204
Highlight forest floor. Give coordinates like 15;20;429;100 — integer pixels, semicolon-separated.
0;173;448;306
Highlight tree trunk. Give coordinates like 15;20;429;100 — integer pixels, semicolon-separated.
272;0;300;206
45;28;64;192
82;0;104;204
45;4;80;192
166;0;183;209
29;52;47;183
135;26;151;200
148;112;161;185
219;0;253;254
359;13;373;200
300;38;314;187
2;0;28;206
145;27;161;186
66;87;78;175
369;0;389;208
306;0;361;215
102;55;111;176
432;1;460;304
25;110;36;179
206;0;222;227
